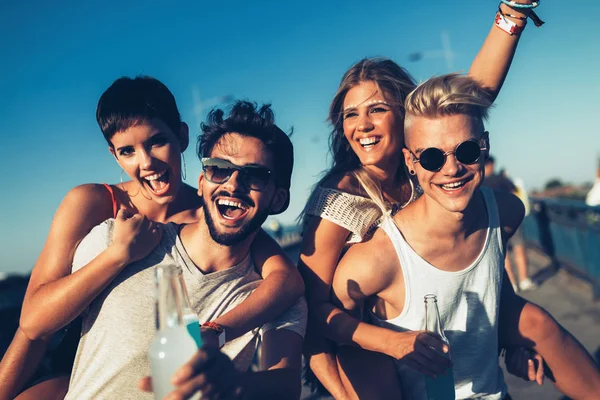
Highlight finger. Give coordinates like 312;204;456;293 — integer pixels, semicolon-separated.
527;358;536;381
172;347;218;385
138;376;153;392
419;333;449;355
534;354;544;385
415;340;452;371
116;208;134;220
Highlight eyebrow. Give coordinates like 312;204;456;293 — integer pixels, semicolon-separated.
115;131;167;152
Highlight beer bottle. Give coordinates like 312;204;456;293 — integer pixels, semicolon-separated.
424;294;455;400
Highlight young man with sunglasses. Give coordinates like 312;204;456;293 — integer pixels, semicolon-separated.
64;101;307;399
330;74;600;399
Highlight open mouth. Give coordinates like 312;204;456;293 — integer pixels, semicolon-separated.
216;198;250;221
143;170;171;195
358;136;382;151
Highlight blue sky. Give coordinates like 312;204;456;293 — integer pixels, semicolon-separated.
1;0;599;274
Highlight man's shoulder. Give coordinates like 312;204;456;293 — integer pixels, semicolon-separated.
342;226;398;273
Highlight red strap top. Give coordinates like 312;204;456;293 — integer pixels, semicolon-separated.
102;184;118;218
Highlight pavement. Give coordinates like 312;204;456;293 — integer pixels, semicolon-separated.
297;247;600;399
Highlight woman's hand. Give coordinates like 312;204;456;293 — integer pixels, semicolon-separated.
111;209;163;264
504;346;544;385
386;330;452;378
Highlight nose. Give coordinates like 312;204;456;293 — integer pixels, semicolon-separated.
357;112;374;132
138;149;153;170
222;170;250;192
440;153;462;176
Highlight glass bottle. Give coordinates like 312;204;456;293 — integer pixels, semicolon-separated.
149;265;201;399
424;294;455;400
177;270;203;348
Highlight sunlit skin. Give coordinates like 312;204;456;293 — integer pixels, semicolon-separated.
403;114;489;217
342;81;404;180
109;118;187;206
198;133;287;241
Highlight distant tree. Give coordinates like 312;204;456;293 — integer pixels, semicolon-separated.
545;178;563;190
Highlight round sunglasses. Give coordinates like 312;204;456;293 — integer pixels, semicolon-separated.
408;136;488;172
201;157;273;191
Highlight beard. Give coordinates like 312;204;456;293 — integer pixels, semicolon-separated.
203;198;272;246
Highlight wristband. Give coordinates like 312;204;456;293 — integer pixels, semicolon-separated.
495;12;525;35
201;321;226;348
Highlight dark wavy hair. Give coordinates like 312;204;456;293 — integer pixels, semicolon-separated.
96;76;182;147
197;100;294;192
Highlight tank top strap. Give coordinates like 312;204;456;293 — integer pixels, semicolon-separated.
379;216;414;291
102;183;119;218
480;187;504;255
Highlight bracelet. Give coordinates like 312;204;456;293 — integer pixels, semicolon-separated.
495;12;525;35
201;321;224;332
499;1;545;27
500;0;539;9
201;321;226;348
498;4;527;20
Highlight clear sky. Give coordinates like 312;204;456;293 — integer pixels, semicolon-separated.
1;0;599;275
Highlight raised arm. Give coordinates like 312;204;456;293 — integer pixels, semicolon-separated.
207;229;304;342
19;184;161;340
469;1;537;100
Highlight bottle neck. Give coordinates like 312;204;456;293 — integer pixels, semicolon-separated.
424;295;448;342
155;265;185;330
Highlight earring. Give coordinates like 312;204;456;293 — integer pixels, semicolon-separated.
181;153;187;180
120;169;125;184
409;169;416;176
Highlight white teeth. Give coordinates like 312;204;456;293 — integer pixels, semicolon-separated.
217;199;248;210
144;171;166;181
359;137;379;146
441;180;465;189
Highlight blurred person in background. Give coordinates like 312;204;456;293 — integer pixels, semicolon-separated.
483;156;536;292
585;156;600;206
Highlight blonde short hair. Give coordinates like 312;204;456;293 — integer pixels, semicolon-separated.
404;73;493;131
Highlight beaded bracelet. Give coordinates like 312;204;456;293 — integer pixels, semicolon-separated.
500;0;539;9
498;5;527;20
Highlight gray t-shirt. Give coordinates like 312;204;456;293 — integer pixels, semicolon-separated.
65;220;307;400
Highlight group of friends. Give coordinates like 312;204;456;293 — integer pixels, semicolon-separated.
1;2;600;399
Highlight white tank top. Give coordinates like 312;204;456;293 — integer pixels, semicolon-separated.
371;188;507;399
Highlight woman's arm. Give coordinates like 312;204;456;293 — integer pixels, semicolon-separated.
0;329;52;400
19;184;162;339
210;229;304;341
469;1;536;100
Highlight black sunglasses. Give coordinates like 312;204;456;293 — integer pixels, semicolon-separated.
408;136;488;172
201;158;273;191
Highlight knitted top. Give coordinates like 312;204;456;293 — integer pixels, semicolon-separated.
304;187;390;244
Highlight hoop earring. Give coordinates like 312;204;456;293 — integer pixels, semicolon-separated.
409;169;416;176
181;153;187;180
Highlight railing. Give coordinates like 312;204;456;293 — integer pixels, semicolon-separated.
522;197;600;299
